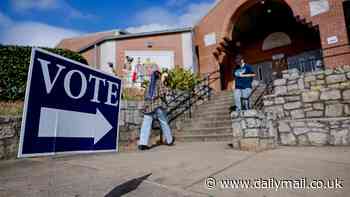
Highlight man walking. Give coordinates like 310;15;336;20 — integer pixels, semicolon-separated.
138;71;175;150
233;55;256;112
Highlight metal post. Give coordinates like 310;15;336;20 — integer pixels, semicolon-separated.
206;73;210;101
188;91;192;119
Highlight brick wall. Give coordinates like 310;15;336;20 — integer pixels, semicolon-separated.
114;33;184;76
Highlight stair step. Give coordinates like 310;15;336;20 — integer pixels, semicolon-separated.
195;104;232;111
176;133;233;142
206;98;233;104
194;111;230;118
179;126;232;135
182;120;232;128
194;107;231;114
184;116;232;123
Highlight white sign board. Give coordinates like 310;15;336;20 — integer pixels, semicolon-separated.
327;36;338;45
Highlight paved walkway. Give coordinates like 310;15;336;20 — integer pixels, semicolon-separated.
0;142;350;197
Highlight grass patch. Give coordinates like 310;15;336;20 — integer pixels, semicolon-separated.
0;101;23;116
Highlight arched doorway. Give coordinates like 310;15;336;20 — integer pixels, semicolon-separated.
215;0;323;90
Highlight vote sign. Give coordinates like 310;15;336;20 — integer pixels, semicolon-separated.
18;48;122;158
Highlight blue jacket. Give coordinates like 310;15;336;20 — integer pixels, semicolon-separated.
234;64;254;89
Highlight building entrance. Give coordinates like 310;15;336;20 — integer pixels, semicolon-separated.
215;0;323;89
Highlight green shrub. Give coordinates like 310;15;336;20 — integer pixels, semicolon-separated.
0;45;88;101
167;67;199;91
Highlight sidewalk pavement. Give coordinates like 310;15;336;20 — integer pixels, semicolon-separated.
0;142;349;197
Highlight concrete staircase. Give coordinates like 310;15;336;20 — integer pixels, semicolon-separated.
175;91;234;142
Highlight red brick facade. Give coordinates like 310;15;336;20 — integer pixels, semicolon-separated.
114;33;184;76
58;0;350;91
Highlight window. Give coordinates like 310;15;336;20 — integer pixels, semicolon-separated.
309;0;330;17
343;0;350;42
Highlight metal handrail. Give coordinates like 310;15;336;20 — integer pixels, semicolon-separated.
241;56;325;110
166;70;220;123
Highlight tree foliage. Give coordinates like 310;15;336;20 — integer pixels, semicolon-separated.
0;45;88;101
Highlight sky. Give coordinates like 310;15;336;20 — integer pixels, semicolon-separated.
0;0;219;47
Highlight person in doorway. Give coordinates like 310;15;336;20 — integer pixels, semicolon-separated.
138;71;175;150
233;55;256;112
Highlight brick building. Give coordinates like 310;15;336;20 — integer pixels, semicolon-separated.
58;0;350;90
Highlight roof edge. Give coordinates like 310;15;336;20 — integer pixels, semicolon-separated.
78;27;193;53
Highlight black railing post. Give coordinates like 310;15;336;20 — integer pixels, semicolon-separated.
206;73;211;101
188;90;192;119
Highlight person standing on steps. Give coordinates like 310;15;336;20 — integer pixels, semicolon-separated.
138;71;175;150
233;55;256;112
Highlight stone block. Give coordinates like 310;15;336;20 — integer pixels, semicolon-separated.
304;107;313;112
283;74;290;79
305;75;316;82
275;86;287;95
343;89;350;100
325;69;334;75
298;135;310;146
241;110;259;117
316;74;325;80
284;96;300;102
307;122;325;128
246;118;260;128
265;106;285;119
331;129;349;145
284;102;302;110
231;111;240;118
326;74;347;84
316;80;325;85
289;73;300;80
302;91;320;103
264;100;274;106
241;120;247;129
308;132;329;146
305;103;312;108
306;111;324;118
288;80;297;85
340;82;350;89
244;129;260;138
287;84;299;92
290;121;306;128
298;78;305;90
320;90;341;100
278;122;291;133
290;109;305;119
293;127;310;135
274;79;286;86
280;133;297;145
347;72;350;79
240;138;258;151
325;104;344;117
305;82;311;89
313;103;324;110
344;65;350;72
345;105;350;116
275;97;285;104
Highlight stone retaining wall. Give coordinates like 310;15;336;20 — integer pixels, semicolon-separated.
263;66;350;146
0;116;21;160
231;66;350;150
231;110;276;152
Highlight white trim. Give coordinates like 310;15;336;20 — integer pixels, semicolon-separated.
17;48;36;158
18;48;122;158
19;149;117;159
181;32;195;72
